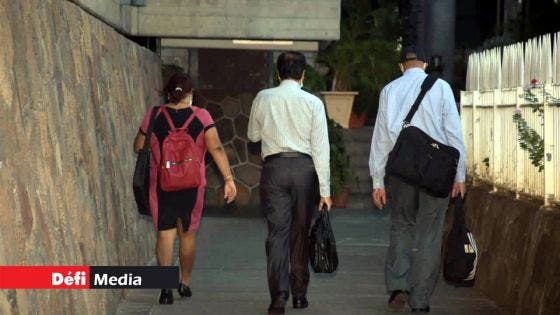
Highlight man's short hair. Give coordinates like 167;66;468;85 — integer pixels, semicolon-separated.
400;46;428;63
277;51;306;80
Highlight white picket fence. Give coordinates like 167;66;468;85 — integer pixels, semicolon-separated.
461;33;560;206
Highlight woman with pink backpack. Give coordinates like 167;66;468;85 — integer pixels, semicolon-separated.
134;73;237;304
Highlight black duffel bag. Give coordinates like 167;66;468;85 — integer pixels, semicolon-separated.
309;210;338;273
133;106;159;216
443;196;478;287
386;75;459;198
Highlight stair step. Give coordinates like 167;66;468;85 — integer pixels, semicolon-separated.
351;165;370;175
350;155;369;170
342;127;374;143
346;145;371;157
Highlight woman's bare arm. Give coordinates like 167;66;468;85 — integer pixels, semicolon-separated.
204;127;236;203
133;131;145;153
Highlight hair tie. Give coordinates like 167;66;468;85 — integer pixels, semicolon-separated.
175;87;183;92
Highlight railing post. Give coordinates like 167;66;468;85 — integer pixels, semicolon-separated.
515;86;524;199
543;83;554;207
472;90;480;184
492;89;502;191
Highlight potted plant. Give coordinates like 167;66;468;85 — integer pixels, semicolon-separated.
327;118;357;208
318;33;359;129
319;0;400;129
300;64;356;207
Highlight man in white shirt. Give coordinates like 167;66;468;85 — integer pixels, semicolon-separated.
369;46;466;313
248;51;332;315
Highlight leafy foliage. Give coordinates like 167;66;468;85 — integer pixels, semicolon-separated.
513;112;544;172
302;65;327;93
514;82;560;172
318;0;400;115
327;118;358;195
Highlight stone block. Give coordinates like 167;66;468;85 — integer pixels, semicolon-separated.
249;153;263;166
239;92;255;115
215;118;234;143
234;115;249;139
214;180;250;208
233;164;261;188
205;164;222;189
233;137;247;163
223;143;239;166
222;96;241;118
234;180;251;206
205;102;223;120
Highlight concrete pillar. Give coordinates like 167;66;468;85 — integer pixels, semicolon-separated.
426;0;456;82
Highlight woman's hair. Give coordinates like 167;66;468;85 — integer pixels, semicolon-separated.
162;73;193;104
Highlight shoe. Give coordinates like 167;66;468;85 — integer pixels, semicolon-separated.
268;291;287;314
158;289;174;304
267;304;285;314
411;306;430;312
178;283;192;297
292;296;308;309
387;290;409;311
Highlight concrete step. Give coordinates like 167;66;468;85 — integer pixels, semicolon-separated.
346;144;371;158
343;127;374;143
349;160;369;170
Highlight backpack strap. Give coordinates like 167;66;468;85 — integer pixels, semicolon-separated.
161;106;177;130
178;107;199;130
403;74;438;127
161;106;199;131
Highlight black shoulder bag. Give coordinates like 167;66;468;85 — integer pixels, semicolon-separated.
133;106;159;216
385;75;460;198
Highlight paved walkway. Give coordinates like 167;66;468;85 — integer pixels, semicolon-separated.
116;209;500;315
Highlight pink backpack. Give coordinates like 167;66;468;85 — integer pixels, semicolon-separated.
158;107;201;191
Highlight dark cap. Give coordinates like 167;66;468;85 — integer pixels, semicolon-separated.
400;46;428;63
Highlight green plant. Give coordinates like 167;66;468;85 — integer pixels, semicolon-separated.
302;65;327;93
514;79;560;172
272;64;327;93
513;111;544;171
327;118;358;195
318;0;400;115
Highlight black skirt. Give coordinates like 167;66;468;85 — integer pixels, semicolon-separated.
157;186;198;231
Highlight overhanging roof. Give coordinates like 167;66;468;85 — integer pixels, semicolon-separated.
161;39;319;51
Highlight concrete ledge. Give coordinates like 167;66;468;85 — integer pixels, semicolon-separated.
464;186;560;314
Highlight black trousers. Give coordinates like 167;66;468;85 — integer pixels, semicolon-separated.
260;155;319;302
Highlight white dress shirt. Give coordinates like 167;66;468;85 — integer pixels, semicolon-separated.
248;80;331;197
369;68;467;189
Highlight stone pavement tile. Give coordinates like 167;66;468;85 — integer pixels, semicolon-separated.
116;209;501;315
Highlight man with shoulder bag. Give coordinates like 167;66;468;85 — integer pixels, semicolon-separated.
368;46;467;313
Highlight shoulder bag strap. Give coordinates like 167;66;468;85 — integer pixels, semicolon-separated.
141;106;159;153
403;74;438;127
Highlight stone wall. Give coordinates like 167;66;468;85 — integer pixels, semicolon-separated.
0;1;161;314
463;186;560;314
195;92;262;213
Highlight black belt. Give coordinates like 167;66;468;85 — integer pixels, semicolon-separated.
265;152;311;161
